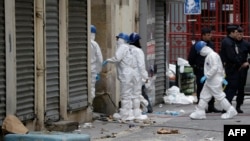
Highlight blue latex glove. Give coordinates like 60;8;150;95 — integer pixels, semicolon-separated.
222;79;228;85
200;76;207;84
96;74;100;81
102;60;108;66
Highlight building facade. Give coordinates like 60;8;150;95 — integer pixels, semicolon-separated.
1;0;91;130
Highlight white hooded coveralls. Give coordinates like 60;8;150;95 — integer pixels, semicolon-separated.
130;45;149;120
130;45;148;98
107;43;136;94
90;39;103;100
200;46;225;101
107;40;136;120
190;46;237;119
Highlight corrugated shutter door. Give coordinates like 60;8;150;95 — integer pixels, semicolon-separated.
45;0;60;122
155;0;167;104
15;0;35;121
0;0;6;125
68;0;88;111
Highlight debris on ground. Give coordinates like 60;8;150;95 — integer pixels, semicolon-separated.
100;133;117;139
205;137;215;141
82;122;93;128
129;124;135;128
157;128;179;134
2;115;29;135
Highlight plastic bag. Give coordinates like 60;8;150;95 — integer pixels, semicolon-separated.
164;86;194;104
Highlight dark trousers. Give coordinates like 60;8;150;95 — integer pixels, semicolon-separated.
236;67;248;106
142;85;153;113
224;68;240;104
195;69;215;107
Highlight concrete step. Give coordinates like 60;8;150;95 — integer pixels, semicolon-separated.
4;131;90;141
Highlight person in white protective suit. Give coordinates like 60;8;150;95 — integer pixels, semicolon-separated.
90;25;103;101
129;32;149;120
189;41;238;119
103;32;136;121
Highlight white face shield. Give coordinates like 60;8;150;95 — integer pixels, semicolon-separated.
91;33;96;40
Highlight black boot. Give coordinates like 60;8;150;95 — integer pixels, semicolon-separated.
206;105;222;113
236;105;243;113
221;110;226;113
206;98;221;113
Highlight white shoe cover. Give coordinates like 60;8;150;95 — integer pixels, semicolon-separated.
134;109;148;120
119;99;135;121
113;113;121;120
119;109;134;121
119;109;132;121
135;114;148;120
125;109;135;121
125;116;135;121
221;106;237;119
189;109;206;120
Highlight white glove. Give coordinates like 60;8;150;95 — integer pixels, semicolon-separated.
145;80;151;89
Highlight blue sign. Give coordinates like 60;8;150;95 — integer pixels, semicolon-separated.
184;0;201;15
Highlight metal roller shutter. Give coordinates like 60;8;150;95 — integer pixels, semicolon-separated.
15;0;35;121
0;0;6;125
45;0;60;122
155;0;167;104
68;0;88;111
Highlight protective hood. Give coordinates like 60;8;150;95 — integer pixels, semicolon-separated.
200;46;213;57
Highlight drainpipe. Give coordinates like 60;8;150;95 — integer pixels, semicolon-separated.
86;0;92;121
5;0;16;116
35;0;45;130
59;0;68;121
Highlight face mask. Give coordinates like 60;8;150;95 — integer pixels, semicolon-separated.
200;50;206;56
116;38;125;46
91;33;96;40
200;47;209;57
